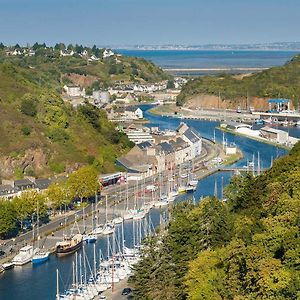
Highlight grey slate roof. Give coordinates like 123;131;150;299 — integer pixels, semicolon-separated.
0;184;16;196
35;178;51;190
157;142;174;154
137;141;152;150
170;137;188;151
184;128;200;143
14;179;35;188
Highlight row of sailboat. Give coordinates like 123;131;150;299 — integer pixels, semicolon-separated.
56;216;154;300
3;167;198;273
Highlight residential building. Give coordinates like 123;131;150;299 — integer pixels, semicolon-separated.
63;85;86;97
103;49;115;58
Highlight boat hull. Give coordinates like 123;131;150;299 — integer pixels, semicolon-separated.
2;263;14;270
32;253;50;264
56;240;83;256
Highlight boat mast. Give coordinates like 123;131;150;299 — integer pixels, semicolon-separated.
93;244;97;279
214;179;218;198
121;219;125;254
105;195;108;224
56;269;60;300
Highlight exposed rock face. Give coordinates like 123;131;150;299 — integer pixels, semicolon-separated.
0;148;48;179
186;94;270;110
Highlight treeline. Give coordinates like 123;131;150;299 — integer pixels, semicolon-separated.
0;166;99;238
133;142;300;299
0;42;105;57
177;53;300;107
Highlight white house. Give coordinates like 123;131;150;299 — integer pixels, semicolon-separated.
182;127;202;159
64;85;86;97
80;50;88;57
92;91;110;104
60;50;74;57
103;49;115;58
124;107;143;119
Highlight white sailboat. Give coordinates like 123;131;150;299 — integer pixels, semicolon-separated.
32;204;50;264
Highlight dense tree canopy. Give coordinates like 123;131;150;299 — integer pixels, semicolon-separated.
133;142;300;300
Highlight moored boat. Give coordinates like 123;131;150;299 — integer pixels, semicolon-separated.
2;262;14;270
12;245;36;266
32;250;50;264
56;234;83;256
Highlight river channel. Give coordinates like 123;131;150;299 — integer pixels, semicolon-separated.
0;105;291;300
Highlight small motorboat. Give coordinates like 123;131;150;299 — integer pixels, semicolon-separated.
2;262;15;270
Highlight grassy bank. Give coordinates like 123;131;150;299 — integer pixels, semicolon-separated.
222;150;244;166
149;104;178;116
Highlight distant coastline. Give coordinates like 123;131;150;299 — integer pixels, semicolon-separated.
109;42;300;51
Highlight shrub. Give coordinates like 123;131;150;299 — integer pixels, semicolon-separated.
48;127;70;143
49;161;65;173
20;95;37;117
21;126;31;136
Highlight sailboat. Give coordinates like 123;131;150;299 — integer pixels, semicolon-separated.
112;193;123;225
92;193;104;235
83;203;97;243
177;163;187;193
100;196;114;235
32;203;50;264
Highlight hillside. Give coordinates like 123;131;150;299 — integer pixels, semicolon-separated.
133;142;300;299
177;53;300;109
0;49;169;179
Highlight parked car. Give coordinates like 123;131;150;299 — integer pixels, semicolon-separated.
121;287;132;295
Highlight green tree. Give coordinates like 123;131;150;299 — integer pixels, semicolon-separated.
0;200;16;237
67;166;99;202
167;79;175;89
46;181;74;213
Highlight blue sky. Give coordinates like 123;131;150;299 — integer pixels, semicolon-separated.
1;0;299;46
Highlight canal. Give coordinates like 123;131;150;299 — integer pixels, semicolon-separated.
0;105;292;300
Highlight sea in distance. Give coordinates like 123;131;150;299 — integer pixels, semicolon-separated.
116;49;299;75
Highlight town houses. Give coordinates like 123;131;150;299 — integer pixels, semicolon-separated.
117;122;202;177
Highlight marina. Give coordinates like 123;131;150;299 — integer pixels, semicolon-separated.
0;105;291;300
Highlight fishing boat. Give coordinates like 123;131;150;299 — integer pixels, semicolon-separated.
12;245;36;265
56;234;83;256
32;250;50;264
